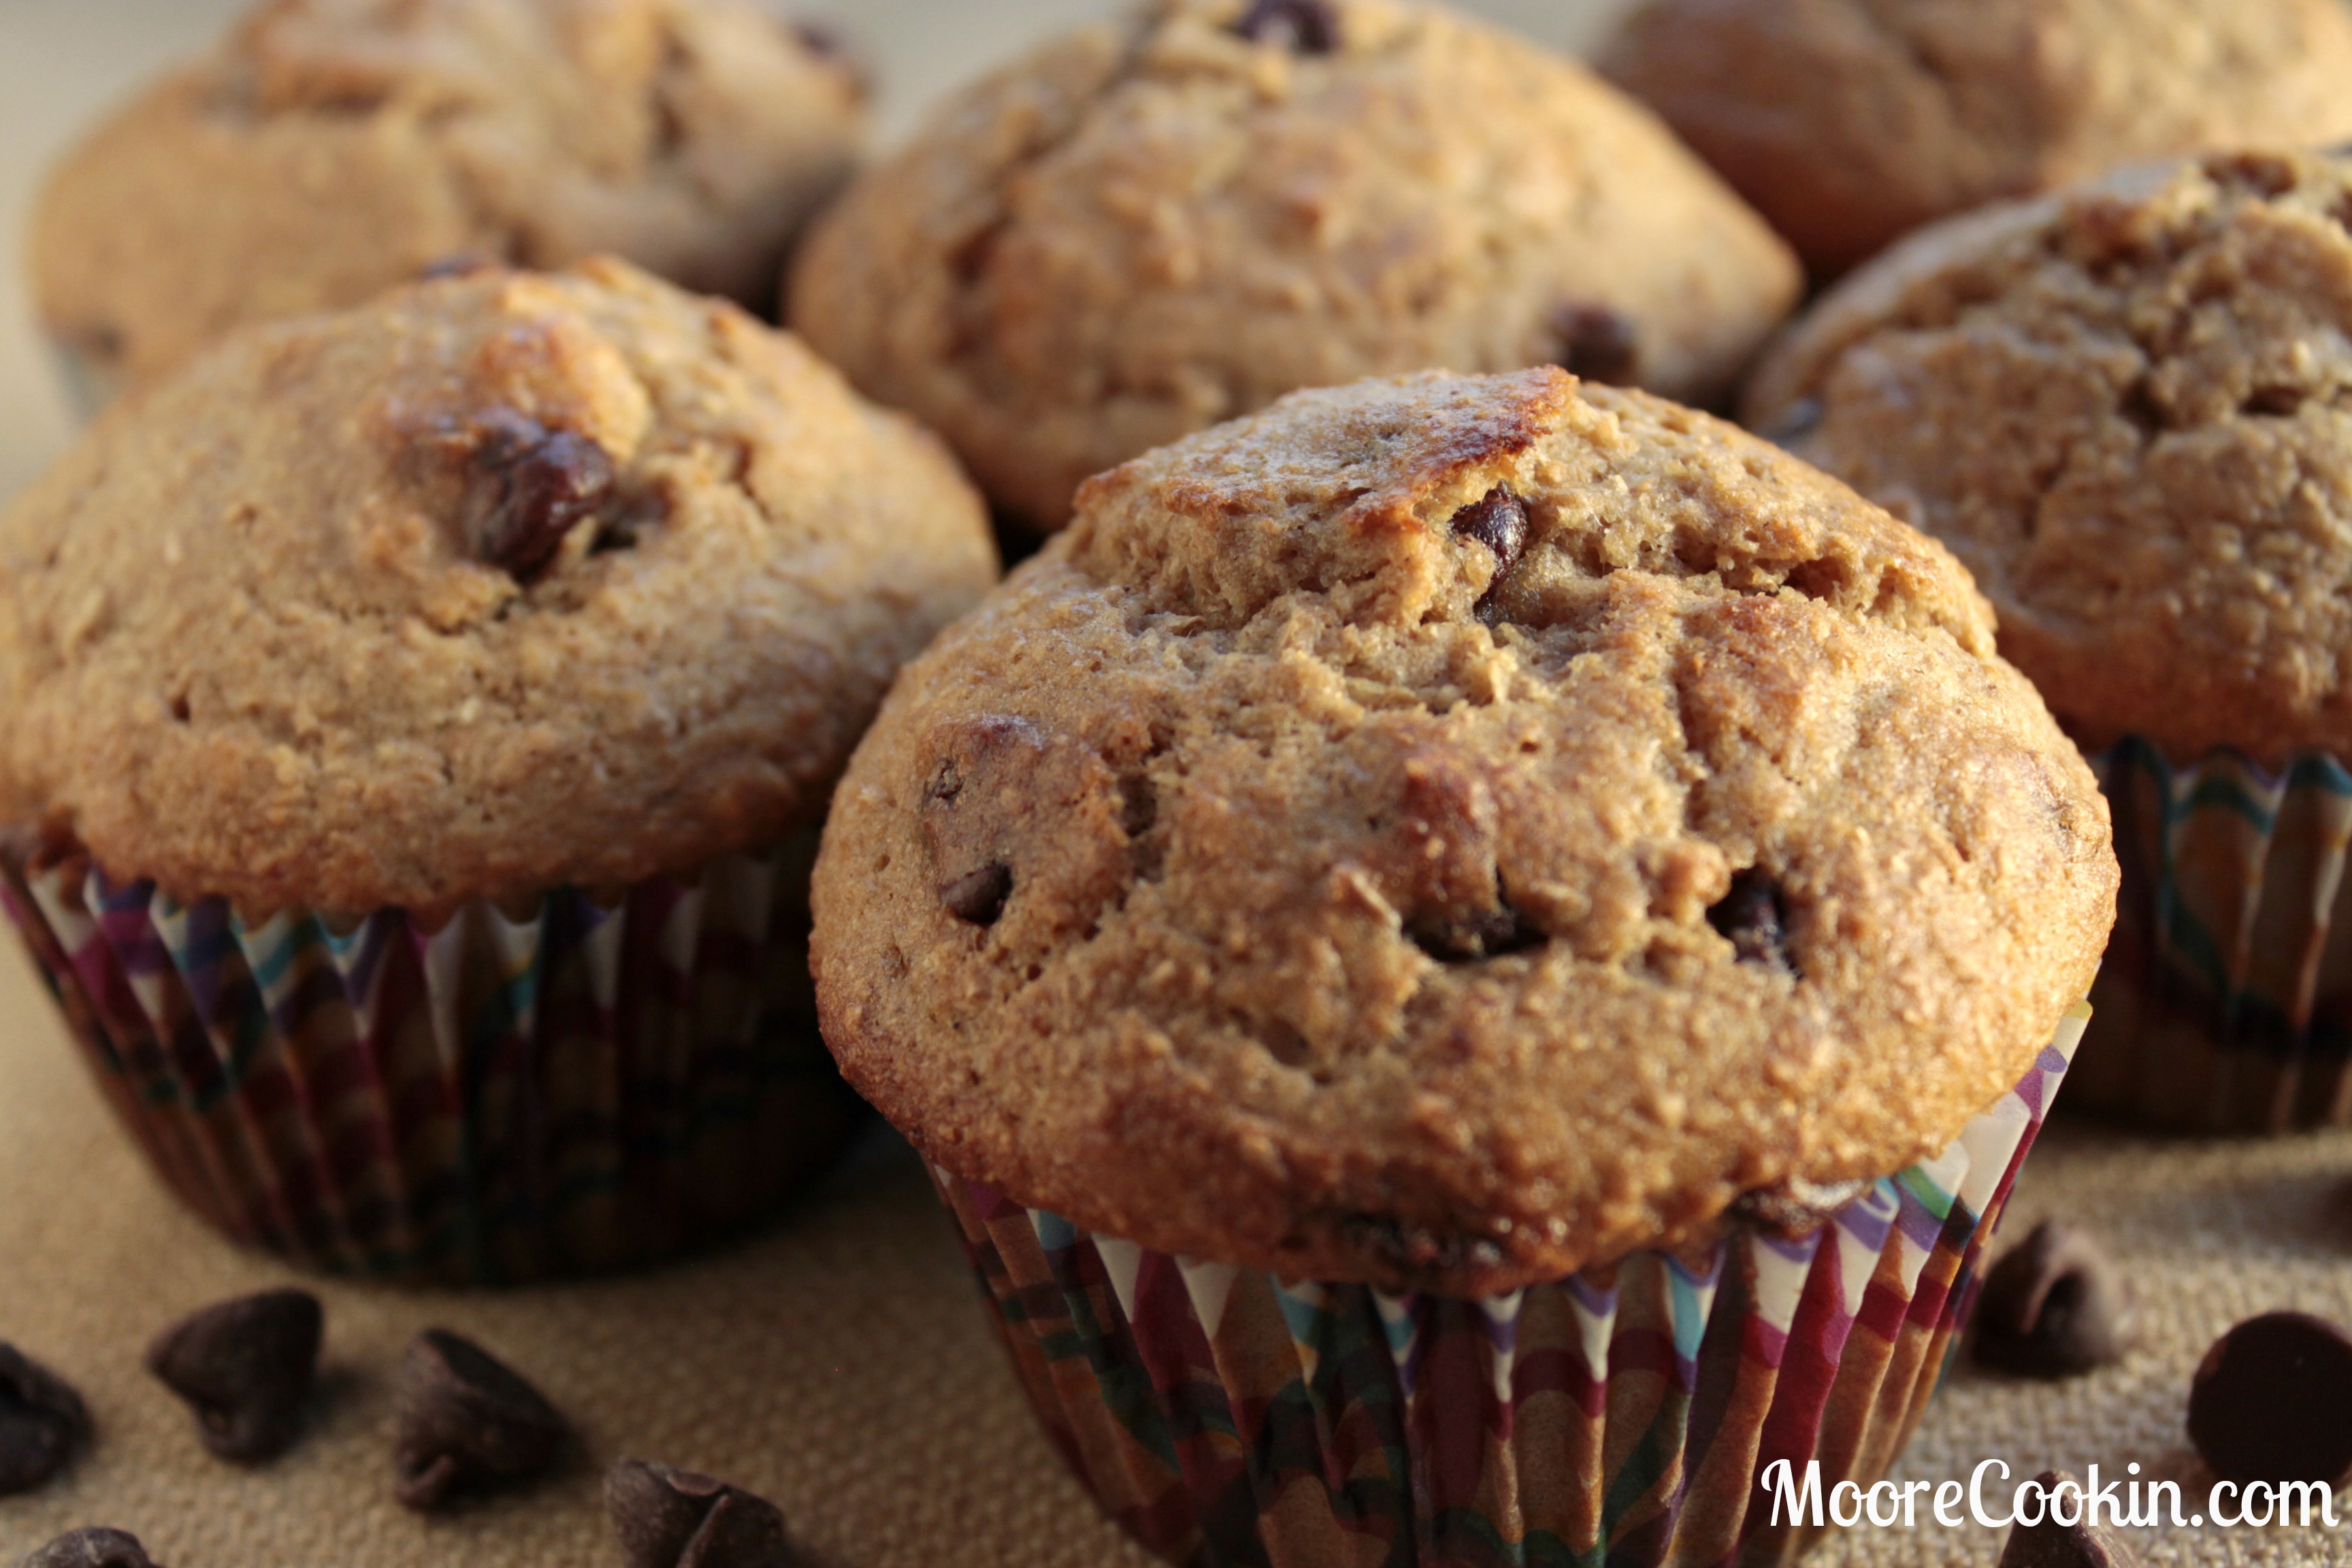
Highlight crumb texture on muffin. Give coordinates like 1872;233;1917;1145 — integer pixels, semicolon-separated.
811;367;2117;1294
789;0;1800;528
0;259;997;917
32;0;866;387
1603;0;2352;277
1746;150;2352;761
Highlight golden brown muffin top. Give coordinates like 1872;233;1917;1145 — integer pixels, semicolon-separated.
1747;150;2352;761
33;0;865;389
789;0;1799;529
1603;0;2352;277
811;368;2115;1294
0;259;997;918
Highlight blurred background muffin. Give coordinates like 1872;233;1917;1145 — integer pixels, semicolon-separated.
29;0;867;402
1745;148;2352;1132
1603;0;2352;278
811;367;2114;1565
789;0;1801;530
0;257;997;1281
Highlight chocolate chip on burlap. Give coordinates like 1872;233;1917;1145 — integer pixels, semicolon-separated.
1996;1471;2141;1567
1974;1221;2132;1378
145;1288;323;1463
0;1343;89;1496
2187;1311;2352;1484
392;1330;570;1512
607;1458;808;1568
17;1529;164;1568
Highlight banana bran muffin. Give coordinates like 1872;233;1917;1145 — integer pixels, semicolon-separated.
811;367;2115;1294
0;257;997;1279
1603;0;2352;278
31;0;866;396
1744;148;2352;1131
789;0;1801;530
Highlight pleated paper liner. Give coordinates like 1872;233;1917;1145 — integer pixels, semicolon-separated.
0;835;864;1285
936;1002;2088;1568
2068;738;2352;1133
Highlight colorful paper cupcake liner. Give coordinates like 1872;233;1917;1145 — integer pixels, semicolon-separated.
2070;738;2352;1132
936;1002;2088;1568
0;839;863;1285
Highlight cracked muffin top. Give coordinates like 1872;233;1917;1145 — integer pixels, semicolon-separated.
787;0;1800;531
809;368;2116;1294
0;258;996;919
31;0;866;391
1602;0;2352;278
1745;150;2352;762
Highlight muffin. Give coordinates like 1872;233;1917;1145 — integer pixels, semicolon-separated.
787;0;1801;531
1744;148;2352;1132
31;0;866;402
810;368;2115;1565
0;257;998;1282
1602;0;2352;278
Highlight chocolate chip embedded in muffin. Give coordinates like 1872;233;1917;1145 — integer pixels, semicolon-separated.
459;412;619;584
606;1458;808;1568
0;1343;89;1497
1232;0;1340;52
1552;304;1639;385
2187;1311;2352;1485
145;1288;324;1464
392;1330;571;1512
1972;1222;2131;1379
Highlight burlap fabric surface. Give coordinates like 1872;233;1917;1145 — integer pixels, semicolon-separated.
4;2;2352;1565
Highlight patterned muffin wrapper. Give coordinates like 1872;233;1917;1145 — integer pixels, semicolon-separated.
2070;738;2352;1133
0;840;863;1285
935;1002;2089;1568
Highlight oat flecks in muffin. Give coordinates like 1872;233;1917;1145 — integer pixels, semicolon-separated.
1602;0;2352;277
0;259;997;919
32;0;866;388
789;0;1800;529
1746;150;2352;762
811;368;2117;1294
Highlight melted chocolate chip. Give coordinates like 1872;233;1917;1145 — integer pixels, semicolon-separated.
608;1458;806;1568
392;1330;570;1512
1232;0;1339;52
0;1344;89;1497
1337;1213;1505;1282
463;412;618;583
1707;869;1797;977
1997;1471;2141;1568
19;1530;163;1568
2187;1311;2352;1485
146;1288;323;1464
1407;900;1542;962
1973;1222;2131;1379
939;863;1013;927
1450;485;1529;615
1729;1177;1870;1238
1552;304;1639;385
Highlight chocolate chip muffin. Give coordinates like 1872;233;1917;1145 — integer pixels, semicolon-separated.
31;0;866;398
1743;148;2352;1131
1603;0;2352;278
809;368;2114;1564
789;0;1801;530
0;257;997;1281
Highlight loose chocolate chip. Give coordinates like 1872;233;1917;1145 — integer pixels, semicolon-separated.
608;1458;806;1568
144;1288;323;1463
1552;303;1639;386
1997;1471;2140;1567
463;410;617;583
391;1329;570;1512
1973;1222;2131;1379
1407;900;1542;962
2187;1310;2352;1485
19;1529;162;1568
1730;1176;1870;1238
1707;868;1797;977
0;1343;90;1497
1449;485;1529;615
1232;0;1339;52
939;862;1013;927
